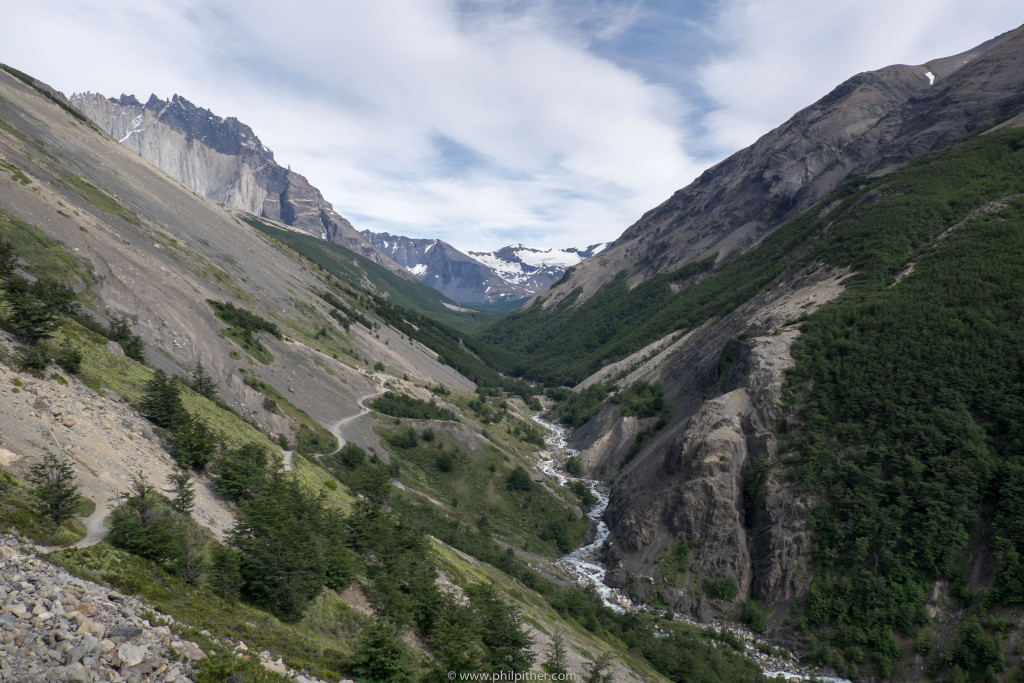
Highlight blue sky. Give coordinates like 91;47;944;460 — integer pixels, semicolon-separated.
2;1;1022;251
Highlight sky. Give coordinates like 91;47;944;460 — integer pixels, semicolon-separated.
2;1;1022;252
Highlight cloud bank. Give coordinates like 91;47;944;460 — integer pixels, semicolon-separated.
1;1;1021;250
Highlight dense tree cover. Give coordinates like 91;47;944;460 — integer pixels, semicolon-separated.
478;257;716;385
546;382;615;428
230;472;354;621
613;380;668;418
368;391;456;421
777;128;1024;677
0;274;78;344
210;443;270;501
109;473;197;576
0;238;79;353
207;299;281;362
207;299;282;339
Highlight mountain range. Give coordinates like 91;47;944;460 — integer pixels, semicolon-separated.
361;230;610;305
2;18;1024;683
70;91;609;307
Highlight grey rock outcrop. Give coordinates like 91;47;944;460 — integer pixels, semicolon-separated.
69;92;404;276
594;268;846;626
0;535;201;682
0;535;338;682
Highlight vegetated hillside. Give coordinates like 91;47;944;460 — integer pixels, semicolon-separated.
534;24;1024;308
247;217;502;332
0;65;776;682
513;122;1024;682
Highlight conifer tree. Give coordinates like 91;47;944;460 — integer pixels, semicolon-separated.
168;469;195;515
140;369;185;428
188;360;218;399
28;451;79;524
1;275;78;344
545;631;568;675
168;413;217;470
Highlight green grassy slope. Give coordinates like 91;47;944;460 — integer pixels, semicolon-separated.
244;217;499;330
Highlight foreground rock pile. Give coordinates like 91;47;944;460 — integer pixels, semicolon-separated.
0;535;348;683
0;535;204;682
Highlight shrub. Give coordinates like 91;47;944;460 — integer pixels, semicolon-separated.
506;466;533;492
703;577;739;601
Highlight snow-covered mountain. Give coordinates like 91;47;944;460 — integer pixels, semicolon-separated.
469;243;610;294
361;230;610;306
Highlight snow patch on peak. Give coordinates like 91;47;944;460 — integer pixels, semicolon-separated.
924;71;935;85
516;248;582;268
407;263;429;277
118;114;145;143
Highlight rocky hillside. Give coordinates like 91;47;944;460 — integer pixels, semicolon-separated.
69;92;404;277
543;25;1024;305
362;230;610;305
2;64;749;683
479;22;1024;683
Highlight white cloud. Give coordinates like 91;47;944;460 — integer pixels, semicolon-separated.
1;1;1022;251
696;0;1024;153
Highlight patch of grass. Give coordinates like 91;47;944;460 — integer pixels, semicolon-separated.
0;115;30;143
0;206;85;284
0;159;30;185
240;370;336;455
371;423;586;558
55;171;141;226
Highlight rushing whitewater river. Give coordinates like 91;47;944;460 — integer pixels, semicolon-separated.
530;414;633;612
532;414;851;683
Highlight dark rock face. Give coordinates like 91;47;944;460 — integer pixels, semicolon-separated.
596;267;842;627
70;92;403;274
546;26;1024;304
361;231;521;304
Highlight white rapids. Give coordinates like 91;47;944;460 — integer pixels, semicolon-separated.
531;414;632;612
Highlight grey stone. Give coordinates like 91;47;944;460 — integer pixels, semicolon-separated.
108;626;144;640
117;641;146;667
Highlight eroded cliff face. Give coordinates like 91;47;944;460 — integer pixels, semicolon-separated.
69;92;403;273
587;267;848;629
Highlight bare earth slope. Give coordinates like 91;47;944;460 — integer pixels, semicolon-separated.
0;66;473;457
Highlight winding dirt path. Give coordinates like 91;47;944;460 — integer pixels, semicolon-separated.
328;389;383;448
74;505;110;549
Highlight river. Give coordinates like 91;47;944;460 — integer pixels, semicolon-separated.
531;414;851;683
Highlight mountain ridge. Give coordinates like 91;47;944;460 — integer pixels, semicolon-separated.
543;26;1024;306
362;229;610;305
69;91;408;278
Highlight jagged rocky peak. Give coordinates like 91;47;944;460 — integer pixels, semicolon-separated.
70;91;406;275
